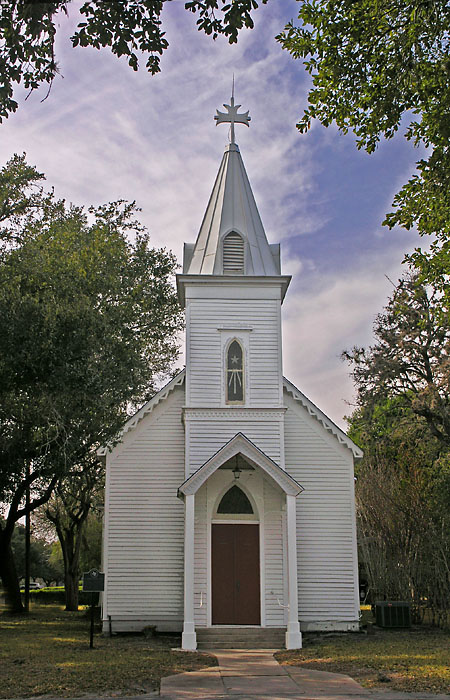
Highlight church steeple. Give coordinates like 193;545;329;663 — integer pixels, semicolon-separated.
183;96;281;277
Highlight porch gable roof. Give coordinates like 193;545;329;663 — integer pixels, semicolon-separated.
178;432;303;498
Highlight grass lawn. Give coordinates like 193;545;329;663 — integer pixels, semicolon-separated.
0;604;216;698
276;626;450;694
2;603;449;697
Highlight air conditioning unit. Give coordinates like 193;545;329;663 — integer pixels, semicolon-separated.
375;601;411;628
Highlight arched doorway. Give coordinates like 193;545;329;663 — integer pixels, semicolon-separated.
212;484;260;624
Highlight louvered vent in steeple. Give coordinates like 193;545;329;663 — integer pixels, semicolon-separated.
223;232;244;274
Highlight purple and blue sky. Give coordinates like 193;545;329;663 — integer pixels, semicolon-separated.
0;0;423;429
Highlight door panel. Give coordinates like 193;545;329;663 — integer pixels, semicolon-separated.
235;524;261;624
212;523;260;625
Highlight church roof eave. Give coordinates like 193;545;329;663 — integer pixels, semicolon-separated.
176;273;291;308
97;369;186;457
283;377;363;460
178;432;304;499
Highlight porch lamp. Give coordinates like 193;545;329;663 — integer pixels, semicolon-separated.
233;455;242;480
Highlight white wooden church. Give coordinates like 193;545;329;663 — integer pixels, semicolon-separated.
100;97;363;650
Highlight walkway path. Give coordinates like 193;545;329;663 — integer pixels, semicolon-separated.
160;649;450;700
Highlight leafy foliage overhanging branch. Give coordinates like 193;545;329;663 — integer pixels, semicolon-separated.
277;0;450;283
0;0;267;121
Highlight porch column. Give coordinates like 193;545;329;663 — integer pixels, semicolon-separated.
286;494;302;649
182;494;197;650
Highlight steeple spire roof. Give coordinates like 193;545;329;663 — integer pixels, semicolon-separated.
183;96;281;277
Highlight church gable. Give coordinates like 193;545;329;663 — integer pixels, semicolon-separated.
283;377;362;459
179;431;303;497
100;370;185;461
283;387;354;480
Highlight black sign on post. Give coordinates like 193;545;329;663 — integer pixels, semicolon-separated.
82;568;105;592
82;569;104;648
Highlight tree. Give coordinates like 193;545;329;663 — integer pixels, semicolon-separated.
44;464;104;610
79;510;102;573
0;0;266;121
42;511;102;590
347;399;450;626
344;273;450;625
3;518;59;585
277;1;450;285
343;272;450;447
0;154;183;612
0;153;45;231
47;541;66;585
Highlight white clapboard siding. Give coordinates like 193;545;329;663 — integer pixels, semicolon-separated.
105;385;185;626
188;298;281;407
263;479;285;626
188;417;282;473
283;389;359;625
194;483;208;626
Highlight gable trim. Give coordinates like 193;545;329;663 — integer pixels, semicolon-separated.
178;432;303;498
97;369;185;457
283;376;363;459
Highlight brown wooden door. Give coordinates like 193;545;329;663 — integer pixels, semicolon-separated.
212;523;260;625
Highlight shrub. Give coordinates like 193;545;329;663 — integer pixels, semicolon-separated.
28;588;99;605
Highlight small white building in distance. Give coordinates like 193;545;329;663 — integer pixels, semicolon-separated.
100;96;362;650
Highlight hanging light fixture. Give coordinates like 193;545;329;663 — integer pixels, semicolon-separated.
232;454;242;480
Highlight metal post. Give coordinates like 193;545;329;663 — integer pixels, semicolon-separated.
90;593;95;649
24;464;30;613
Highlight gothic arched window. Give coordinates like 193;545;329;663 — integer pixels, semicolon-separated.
217;485;254;514
223;232;244;274
226;339;244;403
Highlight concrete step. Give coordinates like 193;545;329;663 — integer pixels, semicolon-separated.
196;627;286;649
197;627;285;636
197;643;285;649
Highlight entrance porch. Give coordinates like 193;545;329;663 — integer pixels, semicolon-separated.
177;433;303;651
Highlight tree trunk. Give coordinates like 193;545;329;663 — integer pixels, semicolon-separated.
64;568;79;611
50;505;91;612
0;527;24;613
57;527;80;612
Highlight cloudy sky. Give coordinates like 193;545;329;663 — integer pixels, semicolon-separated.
1;0;423;429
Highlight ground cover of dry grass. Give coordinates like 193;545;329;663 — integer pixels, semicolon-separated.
0;604;215;698
276;626;450;694
2;602;449;697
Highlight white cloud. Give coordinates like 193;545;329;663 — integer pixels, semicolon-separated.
282;255;304;278
282;251;409;429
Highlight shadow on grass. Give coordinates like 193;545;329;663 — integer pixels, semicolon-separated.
0;604;215;698
276;628;450;694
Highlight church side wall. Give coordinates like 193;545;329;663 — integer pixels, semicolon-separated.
283;390;359;631
102;386;185;632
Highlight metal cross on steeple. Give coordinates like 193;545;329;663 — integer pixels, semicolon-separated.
214;86;251;144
